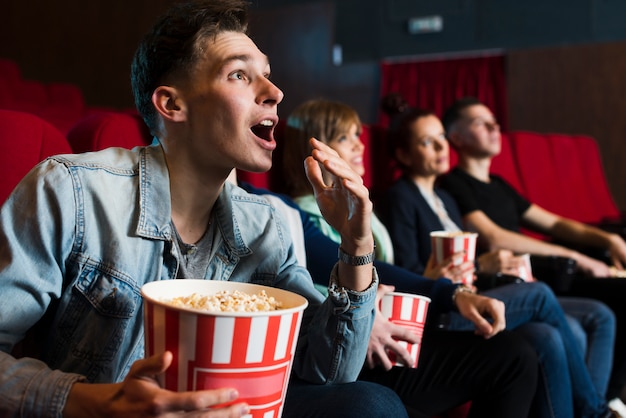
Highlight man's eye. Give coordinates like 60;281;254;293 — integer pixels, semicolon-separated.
229;71;246;80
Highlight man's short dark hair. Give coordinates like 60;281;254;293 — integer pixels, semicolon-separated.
441;96;483;134
131;0;250;135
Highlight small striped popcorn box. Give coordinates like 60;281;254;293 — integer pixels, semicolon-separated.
142;280;308;418
430;231;478;285
379;292;431;368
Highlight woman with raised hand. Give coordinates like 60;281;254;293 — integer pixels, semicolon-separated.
280;97;615;418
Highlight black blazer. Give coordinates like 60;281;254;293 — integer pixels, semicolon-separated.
377;176;463;274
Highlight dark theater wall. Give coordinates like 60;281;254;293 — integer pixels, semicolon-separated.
0;0;175;110
2;0;626;209
508;41;626;211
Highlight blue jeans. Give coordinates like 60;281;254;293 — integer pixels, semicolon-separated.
447;282;609;418
283;377;408;417
560;296;616;398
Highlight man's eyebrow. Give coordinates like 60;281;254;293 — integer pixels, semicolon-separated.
220;53;270;68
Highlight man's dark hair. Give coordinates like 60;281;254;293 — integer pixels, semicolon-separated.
131;0;250;135
441;96;483;134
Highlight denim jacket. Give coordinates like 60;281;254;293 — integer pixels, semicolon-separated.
0;144;378;417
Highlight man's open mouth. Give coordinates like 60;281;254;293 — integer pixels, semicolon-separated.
251;119;274;141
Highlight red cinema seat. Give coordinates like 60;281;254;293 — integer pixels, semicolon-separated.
574;134;622;223
0;109;73;204
66;111;152;153
448;145;458;170
545;133;602;224
508;131;563;214
507;131;558;240
11;79;48;114
365;123;405;203
0;78;12;109
0;58;21;86
37;83;87;134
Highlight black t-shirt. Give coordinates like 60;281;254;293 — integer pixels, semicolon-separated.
438;167;531;233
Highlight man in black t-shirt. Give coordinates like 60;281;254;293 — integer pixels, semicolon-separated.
439;97;626;277
439;96;626;406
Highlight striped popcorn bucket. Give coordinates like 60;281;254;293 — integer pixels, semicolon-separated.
141;280;308;418
430;231;478;285
379;292;431;368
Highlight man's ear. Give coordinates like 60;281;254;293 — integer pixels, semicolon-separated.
394;147;412;168
152;86;186;123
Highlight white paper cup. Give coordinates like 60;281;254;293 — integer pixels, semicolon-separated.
430;231;478;285
142;280;308;418
379;292;431;368
517;253;534;281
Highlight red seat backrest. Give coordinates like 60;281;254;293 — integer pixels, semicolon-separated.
506;131;559;240
545;133;603;223
508;131;564;213
0;109;73;204
448;145;458;169
0;58;20;79
574;134;621;222
66;111;152;153
35;83;87;134
11;79;48;113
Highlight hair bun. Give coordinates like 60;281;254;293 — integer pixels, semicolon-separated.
380;92;409;117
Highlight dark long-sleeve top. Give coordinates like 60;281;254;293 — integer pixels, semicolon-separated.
377;176;464;275
240;182;458;316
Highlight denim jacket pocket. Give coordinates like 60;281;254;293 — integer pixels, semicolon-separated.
53;262;140;378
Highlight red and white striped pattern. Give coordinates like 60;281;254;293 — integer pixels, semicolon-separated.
144;303;304;418
430;231;478;284
379;292;430;368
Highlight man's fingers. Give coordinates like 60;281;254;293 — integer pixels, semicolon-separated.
384;339;414;367
129;351;173;379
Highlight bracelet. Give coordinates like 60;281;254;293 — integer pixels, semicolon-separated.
338;246;375;266
452;285;476;304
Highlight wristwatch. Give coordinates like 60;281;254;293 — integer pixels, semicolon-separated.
452;284;476;303
338;246;375;266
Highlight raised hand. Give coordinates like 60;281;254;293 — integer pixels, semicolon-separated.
304;138;373;251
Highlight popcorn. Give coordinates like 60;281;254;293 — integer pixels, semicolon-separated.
165;289;283;312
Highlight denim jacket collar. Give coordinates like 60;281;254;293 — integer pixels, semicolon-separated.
136;144;251;260
136;144;172;240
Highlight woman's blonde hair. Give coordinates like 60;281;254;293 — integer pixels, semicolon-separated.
281;99;361;197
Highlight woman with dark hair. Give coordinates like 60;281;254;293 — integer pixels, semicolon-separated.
378;93;617;418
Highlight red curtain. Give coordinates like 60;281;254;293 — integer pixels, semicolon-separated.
378;55;507;130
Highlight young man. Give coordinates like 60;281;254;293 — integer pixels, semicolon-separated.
439;96;626;408
0;1;408;416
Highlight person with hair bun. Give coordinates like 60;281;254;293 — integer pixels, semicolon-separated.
378;93;618;418
279;97;616;418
